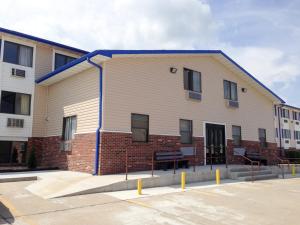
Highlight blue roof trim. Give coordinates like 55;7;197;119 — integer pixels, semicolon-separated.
35;50;100;83
36;49;285;103
0;27;88;54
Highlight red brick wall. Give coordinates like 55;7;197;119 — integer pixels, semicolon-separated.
28;131;279;175
100;132;205;175
28;132;96;173
226;139;279;165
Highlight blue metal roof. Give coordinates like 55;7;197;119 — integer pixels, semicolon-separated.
36;49;285;103
0;27;88;54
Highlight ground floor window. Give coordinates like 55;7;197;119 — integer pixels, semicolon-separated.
258;128;267;147
62;116;77;141
232;125;241;146
180;119;193;144
131;114;149;142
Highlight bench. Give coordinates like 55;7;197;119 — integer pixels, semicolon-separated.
233;148;267;165
246;152;267;165
154;151;189;171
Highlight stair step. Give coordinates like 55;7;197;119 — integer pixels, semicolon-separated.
235;170;273;177
238;174;278;181
230;167;268;172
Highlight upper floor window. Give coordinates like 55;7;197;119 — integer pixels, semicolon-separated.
293;111;298;121
0;91;31;115
54;53;76;70
258;128;267;147
183;68;201;93
281;108;289;118
62;116;77;141
232;125;242;146
224;80;238;101
282;129;291;139
131;114;149;142
3;41;33;67
294;131;300;140
180;119;193;144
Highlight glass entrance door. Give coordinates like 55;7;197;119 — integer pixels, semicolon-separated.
206;123;226;164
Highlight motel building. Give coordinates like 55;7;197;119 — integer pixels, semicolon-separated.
0;28;297;175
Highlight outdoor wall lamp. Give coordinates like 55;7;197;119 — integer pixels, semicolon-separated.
170;67;177;74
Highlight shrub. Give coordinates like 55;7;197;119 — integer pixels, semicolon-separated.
27;146;37;169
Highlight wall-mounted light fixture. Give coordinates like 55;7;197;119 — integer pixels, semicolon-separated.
241;87;247;93
170;67;177;74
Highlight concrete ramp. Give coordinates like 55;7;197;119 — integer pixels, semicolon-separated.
26;166;231;199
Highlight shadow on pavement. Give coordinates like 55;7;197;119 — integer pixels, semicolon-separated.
0;201;14;224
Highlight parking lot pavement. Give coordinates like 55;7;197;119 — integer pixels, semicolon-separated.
0;178;300;225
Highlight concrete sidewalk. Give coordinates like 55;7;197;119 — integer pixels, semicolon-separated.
25;165;230;199
2;165;296;199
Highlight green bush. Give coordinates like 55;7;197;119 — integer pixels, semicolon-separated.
285;151;300;163
27;147;37;169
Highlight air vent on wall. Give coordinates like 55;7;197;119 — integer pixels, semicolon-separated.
7;118;24;128
285;140;290;144
284;119;288;123
188;91;202;101
227;100;239;108
11;68;26;78
296;122;300;125
297;141;300;145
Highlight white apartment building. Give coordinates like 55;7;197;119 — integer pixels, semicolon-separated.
274;104;300;150
0;27;87;165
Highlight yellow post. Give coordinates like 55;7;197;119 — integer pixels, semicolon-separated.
137;179;142;195
216;169;220;185
292;164;296;176
181;172;186;190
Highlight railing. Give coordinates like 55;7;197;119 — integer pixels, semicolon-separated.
125;146;198;180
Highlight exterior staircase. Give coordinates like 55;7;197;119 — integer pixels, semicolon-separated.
229;166;279;181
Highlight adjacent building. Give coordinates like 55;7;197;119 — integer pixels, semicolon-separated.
274;104;300;150
0;27;87;165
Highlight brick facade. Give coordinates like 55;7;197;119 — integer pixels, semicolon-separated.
29;132;96;173
100;132;205;175
28;131;279;175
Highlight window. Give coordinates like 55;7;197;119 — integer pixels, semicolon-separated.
281;129;291;139
276;128;278;138
224;80;238;101
258;128;267;147
232;126;241;146
180;119;193;144
54;53;76;69
293;111;299;121
3;41;33;67
183;68;201;93
0;91;31;115
131;114;149;142
62;116;77;141
295;131;300;140
281;108;289;118
274;105;277;116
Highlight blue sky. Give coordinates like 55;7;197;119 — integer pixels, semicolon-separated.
1;0;299;106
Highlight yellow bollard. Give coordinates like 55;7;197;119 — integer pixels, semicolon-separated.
181;172;186;190
137;179;142;195
216;169;220;185
292;164;296;176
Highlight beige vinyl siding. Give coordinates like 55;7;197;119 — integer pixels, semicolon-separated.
35;45;53;79
45;68;99;136
32;85;47;137
102;56;275;143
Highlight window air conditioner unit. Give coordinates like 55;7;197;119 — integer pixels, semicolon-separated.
12;68;26;78
7;118;24;128
188;91;201;100
227;100;239;108
60;141;72;151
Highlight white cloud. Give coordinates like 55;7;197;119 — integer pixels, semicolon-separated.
0;0;299;103
225;46;300;88
0;0;218;50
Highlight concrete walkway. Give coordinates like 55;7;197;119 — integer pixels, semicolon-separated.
1;164;296;199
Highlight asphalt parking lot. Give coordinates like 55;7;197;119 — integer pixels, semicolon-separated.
0;178;300;225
